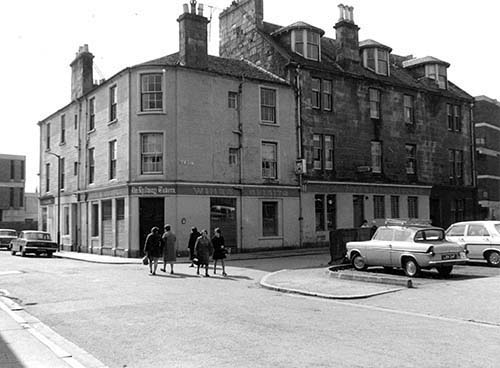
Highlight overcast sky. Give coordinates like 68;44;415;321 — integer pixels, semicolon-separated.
1;0;498;192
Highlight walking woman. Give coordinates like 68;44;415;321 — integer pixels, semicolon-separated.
212;228;227;276
187;227;200;267
161;224;177;274
194;229;213;277
143;227;162;275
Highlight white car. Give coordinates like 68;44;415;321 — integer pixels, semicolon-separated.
445;221;500;267
346;224;468;277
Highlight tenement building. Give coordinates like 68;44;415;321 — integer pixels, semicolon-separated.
38;3;297;256
0;154;26;225
474;96;500;220
219;0;477;244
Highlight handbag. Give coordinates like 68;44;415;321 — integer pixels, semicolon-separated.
142;255;149;265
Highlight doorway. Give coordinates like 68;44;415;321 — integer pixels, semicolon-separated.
139;198;164;256
353;195;365;228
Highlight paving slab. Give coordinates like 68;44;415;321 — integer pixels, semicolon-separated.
261;268;405;299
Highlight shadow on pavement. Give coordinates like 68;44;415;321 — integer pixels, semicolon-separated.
0;333;25;367
363;267;489;281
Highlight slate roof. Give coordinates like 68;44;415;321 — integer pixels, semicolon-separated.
135;52;287;85
259;21;471;100
271;21;325;37
402;56;450;68
359;39;392;52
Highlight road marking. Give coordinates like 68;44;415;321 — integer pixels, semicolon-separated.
288;293;500;329
0;271;22;276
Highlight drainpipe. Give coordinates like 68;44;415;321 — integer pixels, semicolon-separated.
296;65;304;248
469;100;477;219
237;78;244;252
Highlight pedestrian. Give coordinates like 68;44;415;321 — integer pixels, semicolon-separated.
361;219;369;228
212;228;227;276
161;224;177;274
143;227;162;275
194;229;213;277
370;220;378;238
188;226;200;267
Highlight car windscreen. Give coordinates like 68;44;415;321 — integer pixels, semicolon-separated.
495;224;500;234
446;225;465;236
25;233;52;241
415;229;444;242
0;230;16;237
373;228;393;241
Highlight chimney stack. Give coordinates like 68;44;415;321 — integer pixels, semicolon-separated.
178;1;209;69
70;44;94;100
334;4;360;66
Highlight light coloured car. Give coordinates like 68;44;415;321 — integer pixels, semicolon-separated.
445;221;500;267
10;231;58;257
346;224;468;277
0;229;17;249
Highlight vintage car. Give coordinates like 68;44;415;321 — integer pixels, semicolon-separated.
0;229;17;249
10;231;58;257
445;221;500;267
346;223;468;277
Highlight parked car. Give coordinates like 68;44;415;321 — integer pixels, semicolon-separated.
346;222;468;277
10;231;58;257
0;229;17;249
445;221;500;267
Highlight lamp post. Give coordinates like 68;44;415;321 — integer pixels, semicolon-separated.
46;151;61;252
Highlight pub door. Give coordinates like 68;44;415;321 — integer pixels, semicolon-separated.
139;198;164;256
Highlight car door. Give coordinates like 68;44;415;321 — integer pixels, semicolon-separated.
365;228;393;266
464;224;491;260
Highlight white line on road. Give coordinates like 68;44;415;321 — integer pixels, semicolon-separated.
288;293;500;329
0;271;22;276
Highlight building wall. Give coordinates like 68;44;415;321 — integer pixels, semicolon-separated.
474;96;500;219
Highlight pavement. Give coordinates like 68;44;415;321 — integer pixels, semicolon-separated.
0;247;410;367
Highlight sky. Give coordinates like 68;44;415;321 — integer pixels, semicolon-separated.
1;0;499;192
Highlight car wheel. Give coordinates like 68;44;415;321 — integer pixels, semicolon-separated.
437;265;453;277
403;259;420;277
47;252;53;258
352;253;367;271
11;250;16;256
486;251;500;267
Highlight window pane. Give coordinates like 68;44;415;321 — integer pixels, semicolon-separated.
262;202;278;236
322;80;332;111
311;78;320;109
141;134;163;174
261;88;276;123
315;194;325;231
391;196;400;218
324;135;334;170
371;141;382;173
262;142;277;179
141;74;163;111
366;48;375;70
374;195;385;219
326;195;336;230
313;134;322;170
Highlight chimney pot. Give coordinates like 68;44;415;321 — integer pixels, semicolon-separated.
198;3;204;16
183;3;188;13
190;0;196;14
338;4;345;21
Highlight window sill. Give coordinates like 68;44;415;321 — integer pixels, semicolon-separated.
260;122;279;127
108;119;118;126
137;111;166;116
59;142;66;146
258;236;283;240
109;178;118;183
87;129;96;135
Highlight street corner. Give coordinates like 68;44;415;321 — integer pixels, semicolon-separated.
260;267;406;300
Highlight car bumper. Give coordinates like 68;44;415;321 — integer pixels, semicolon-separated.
428;259;469;266
25;247;57;252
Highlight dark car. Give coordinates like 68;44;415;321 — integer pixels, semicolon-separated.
0;229;17;249
10;231;58;257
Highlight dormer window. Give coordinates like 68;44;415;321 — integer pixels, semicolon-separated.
363;48;390;76
425;64;447;89
292;29;320;61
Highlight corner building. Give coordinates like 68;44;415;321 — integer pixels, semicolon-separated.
38;4;298;257
219;0;477;244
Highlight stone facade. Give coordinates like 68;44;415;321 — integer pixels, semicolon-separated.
219;0;476;240
38;4;298;257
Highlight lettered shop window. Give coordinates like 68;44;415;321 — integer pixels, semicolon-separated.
262;201;278;236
